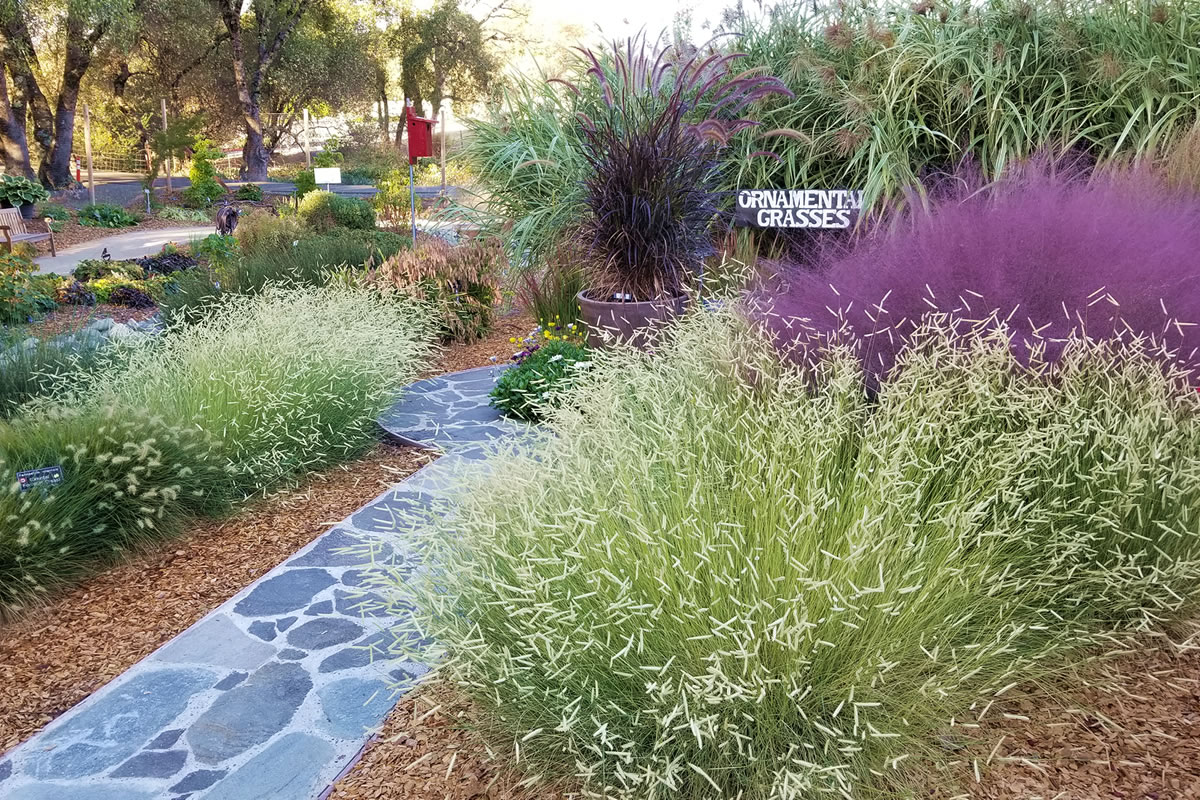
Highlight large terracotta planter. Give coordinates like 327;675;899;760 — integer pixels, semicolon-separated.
576;290;687;349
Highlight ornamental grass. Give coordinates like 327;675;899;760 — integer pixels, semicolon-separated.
0;286;435;612
384;309;1200;799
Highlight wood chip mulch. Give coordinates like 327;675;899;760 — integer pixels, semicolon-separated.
961;641;1200;800
329;681;570;800
20;304;158;339
332;644;1200;800
425;311;536;377
0;441;432;752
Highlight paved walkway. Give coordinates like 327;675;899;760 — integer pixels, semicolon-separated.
36;227;217;275
0;366;522;800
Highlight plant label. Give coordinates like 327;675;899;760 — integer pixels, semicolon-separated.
735;189;863;229
314;167;342;185
16;465;64;492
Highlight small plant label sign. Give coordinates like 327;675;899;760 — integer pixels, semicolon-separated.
735;189;863;229
314;167;342;185
16;465;65;493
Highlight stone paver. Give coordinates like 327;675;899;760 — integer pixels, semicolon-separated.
0;367;518;799
378;364;533;452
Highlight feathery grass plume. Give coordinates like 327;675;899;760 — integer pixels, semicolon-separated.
0;405;230;616
379;309;1200;799
725;0;1200;216
74;285;436;496
761;160;1200;388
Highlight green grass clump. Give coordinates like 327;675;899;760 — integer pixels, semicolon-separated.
86;285;435;494
0;338;113;418
0;285;435;612
0;405;231;615
388;310;1200;799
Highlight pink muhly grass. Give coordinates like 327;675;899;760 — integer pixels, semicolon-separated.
760;160;1200;388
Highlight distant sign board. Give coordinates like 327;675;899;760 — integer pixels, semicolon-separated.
735;189;863;229
313;167;342;185
17;465;64;493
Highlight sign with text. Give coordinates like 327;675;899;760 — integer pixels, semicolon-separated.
17;465;64;493
313;167;342;185
735;189;863;229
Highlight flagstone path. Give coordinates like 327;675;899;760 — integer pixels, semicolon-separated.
0;365;522;800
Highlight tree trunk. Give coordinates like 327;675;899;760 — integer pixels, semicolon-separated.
0;71;34;178
1;17;55;169
218;0;308;183
39;10;106;187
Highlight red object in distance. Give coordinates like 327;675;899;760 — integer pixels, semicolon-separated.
406;105;437;165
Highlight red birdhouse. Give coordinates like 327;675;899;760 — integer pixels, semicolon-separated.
406;103;437;165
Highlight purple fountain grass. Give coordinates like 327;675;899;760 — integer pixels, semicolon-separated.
761;159;1200;388
559;33;792;301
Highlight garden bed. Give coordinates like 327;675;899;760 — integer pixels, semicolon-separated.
0;441;431;752
329;645;1200;799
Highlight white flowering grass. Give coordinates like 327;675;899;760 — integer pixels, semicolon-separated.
388;309;1200;799
85;285;436;495
0;285;434;612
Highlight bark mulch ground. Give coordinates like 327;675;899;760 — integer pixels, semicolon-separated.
329;681;568;800
961;642;1200;800
0;442;432;752
333;644;1200;800
425;311;536;377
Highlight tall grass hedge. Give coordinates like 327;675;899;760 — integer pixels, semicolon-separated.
0;286;434;612
387;310;1200;799
461;1;1200;262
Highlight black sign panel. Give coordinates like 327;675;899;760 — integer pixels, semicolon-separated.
734;189;863;229
17;465;65;493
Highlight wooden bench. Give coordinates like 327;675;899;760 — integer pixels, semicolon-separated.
0;207;55;256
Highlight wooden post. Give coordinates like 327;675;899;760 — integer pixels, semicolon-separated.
303;108;311;167
83;103;96;205
161;99;171;194
440;109;447;192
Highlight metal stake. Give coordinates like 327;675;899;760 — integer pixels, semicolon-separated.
409;163;417;242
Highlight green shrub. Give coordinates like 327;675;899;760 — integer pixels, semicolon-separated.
0;255;57;324
235;183;264;201
37;202;69;222
298;190;376;232
190;233;239;268
0;405;231;614
181;138;225;208
73;259;143;283
157;205;212;222
331;196;375;230
78;203;138;228
489;339;589;421
387;310;1200;800
235;209;306;255
294;168;317;198
90;286;435;494
297;189;338;231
